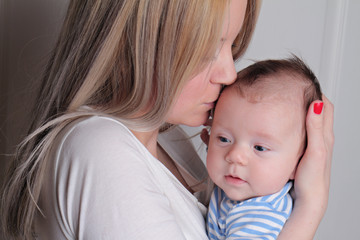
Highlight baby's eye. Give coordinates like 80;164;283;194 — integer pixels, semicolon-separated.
218;136;230;143
254;145;268;152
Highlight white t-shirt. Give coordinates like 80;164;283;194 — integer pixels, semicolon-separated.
34;116;210;239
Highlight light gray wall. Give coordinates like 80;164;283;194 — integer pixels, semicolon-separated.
321;1;360;238
1;0;359;239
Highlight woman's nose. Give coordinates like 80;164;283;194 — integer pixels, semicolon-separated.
211;50;237;86
225;146;248;166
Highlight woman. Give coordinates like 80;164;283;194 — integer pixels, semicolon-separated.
1;0;333;239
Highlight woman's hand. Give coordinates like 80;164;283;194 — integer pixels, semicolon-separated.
279;95;334;239
294;95;334;214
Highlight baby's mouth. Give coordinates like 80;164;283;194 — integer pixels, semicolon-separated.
225;175;246;185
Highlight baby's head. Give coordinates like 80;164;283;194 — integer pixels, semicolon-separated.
206;55;322;201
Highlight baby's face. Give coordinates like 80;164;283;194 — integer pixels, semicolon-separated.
207;86;304;201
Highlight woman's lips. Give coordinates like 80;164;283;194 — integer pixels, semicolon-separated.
225;175;246;185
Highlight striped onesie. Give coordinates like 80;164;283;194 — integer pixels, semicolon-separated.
207;182;293;240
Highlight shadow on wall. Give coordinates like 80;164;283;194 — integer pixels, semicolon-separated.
0;0;69;210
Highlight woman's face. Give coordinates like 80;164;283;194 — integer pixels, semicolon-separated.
166;0;248;127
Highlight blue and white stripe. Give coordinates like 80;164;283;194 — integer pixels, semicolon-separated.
207;182;293;240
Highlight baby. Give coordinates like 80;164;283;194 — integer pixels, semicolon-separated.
206;55;322;239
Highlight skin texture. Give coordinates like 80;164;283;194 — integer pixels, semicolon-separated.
207;85;303;201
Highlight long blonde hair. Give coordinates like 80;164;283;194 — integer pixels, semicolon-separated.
1;0;259;238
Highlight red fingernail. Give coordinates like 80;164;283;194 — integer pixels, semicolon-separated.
314;102;323;114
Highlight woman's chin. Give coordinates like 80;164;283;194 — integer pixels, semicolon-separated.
166;111;210;127
182;115;209;127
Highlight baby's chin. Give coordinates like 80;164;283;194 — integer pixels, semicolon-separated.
226;193;253;202
222;189;254;202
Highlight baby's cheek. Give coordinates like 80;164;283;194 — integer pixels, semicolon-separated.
207;157;216;175
207;156;221;181
253;168;284;195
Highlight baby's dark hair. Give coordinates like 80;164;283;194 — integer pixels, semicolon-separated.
228;55;322;158
233;54;322;113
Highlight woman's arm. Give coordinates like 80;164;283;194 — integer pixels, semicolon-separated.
277;95;334;239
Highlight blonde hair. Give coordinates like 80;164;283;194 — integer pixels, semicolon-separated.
1;0;259;238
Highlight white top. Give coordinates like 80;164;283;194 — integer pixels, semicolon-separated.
34;116;210;239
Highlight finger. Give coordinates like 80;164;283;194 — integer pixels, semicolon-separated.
304;100;326;164
306;100;324;145
322;94;335;147
321;95;334;173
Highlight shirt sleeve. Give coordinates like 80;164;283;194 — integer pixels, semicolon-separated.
55;118;187;240
207;185;292;240
224;205;288;240
225;185;292;240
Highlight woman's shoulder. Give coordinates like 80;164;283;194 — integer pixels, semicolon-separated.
66;115;133;139
54;115;148;163
64;115;136;142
